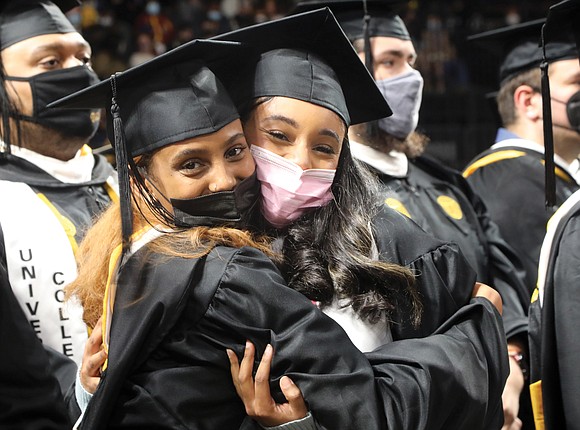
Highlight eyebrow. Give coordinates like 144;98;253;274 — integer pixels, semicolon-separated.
319;128;341;143
172;132;246;159
376;49;417;62
31;41;91;56
263;114;299;128
265;114;341;142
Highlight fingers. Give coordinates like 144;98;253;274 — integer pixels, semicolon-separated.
84;317;103;357
226;348;242;396
236;341;257;406
254;344;274;411
280;376;308;417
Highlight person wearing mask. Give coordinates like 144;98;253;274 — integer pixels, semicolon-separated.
59;10;507;429
466;22;580;428
0;0;116;401
465;18;580;300
292;2;530;428
528;1;580;428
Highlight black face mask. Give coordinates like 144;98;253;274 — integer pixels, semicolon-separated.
6;66;101;139
170;170;261;228
565;90;580;133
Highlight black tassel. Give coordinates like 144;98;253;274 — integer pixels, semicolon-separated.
110;73;133;255
362;0;379;138
540;24;556;208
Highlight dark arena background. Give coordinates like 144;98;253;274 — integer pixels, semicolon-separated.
77;0;557;169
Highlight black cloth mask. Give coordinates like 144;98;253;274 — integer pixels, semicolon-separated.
6;65;101;139
170;170;261;228
565;90;580;133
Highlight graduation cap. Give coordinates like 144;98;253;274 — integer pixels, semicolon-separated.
49;39;249;253
0;0;81;50
543;0;580;57
468;19;578;85
470;16;579;207
540;0;580;207
293;0;410;42
213;7;392;126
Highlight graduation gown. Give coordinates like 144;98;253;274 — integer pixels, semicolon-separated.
369;156;529;339
81;242;508;429
529;190;580;430
0;261;71;430
0;151;116;393
464;142;579;296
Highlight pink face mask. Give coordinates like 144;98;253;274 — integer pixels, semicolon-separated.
250;145;336;228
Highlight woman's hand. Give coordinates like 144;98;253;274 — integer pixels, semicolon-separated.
472;282;503;315
227;341;308;427
80;317;107;394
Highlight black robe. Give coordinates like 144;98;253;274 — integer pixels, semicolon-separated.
529;192;580;430
464;145;579;296
79;241;507;429
370;156;529;340
0;261;71;430
0;152;116;402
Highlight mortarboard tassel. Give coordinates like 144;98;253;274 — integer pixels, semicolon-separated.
540;24;557;208
109;73;133;255
362;0;379;138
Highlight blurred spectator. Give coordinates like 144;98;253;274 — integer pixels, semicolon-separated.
134;1;175;54
129;32;156;67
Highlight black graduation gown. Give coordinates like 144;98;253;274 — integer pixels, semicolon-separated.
464;145;579;296
0;152;116;405
0;261;71;430
81;244;507;429
370;156;529;339
529;194;580;430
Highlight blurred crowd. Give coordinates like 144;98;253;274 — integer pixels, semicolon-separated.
69;0;557;93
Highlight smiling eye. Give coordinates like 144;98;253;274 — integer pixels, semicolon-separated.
314;144;337;155
181;160;202;171
225;145;246;159
267;130;290;142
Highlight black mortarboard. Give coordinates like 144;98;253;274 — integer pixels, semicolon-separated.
544;0;580;51
540;0;580;207
468;19;578;85
213;7;392;126
293;0;410;42
49;39;248;252
0;0;80;50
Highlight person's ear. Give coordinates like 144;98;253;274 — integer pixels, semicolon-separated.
514;84;541;121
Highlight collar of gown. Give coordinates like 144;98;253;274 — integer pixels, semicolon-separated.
349;140;409;178
8;144;96;184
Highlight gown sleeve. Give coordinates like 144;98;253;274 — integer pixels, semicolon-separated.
197;246;385;430
371;207;477;339
202;247;508;430
367;297;509;430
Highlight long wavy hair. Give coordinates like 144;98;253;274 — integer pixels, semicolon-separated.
240;98;422;326
66;153;274;328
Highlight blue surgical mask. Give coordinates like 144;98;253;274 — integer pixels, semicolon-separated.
146;1;161;16
375;69;424;140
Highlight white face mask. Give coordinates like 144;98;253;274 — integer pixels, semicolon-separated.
375;69;424;139
250;145;336;228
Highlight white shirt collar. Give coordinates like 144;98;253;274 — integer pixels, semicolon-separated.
350;140;409;178
9;144;96;184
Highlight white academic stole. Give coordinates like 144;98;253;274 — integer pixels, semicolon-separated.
0;180;87;366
